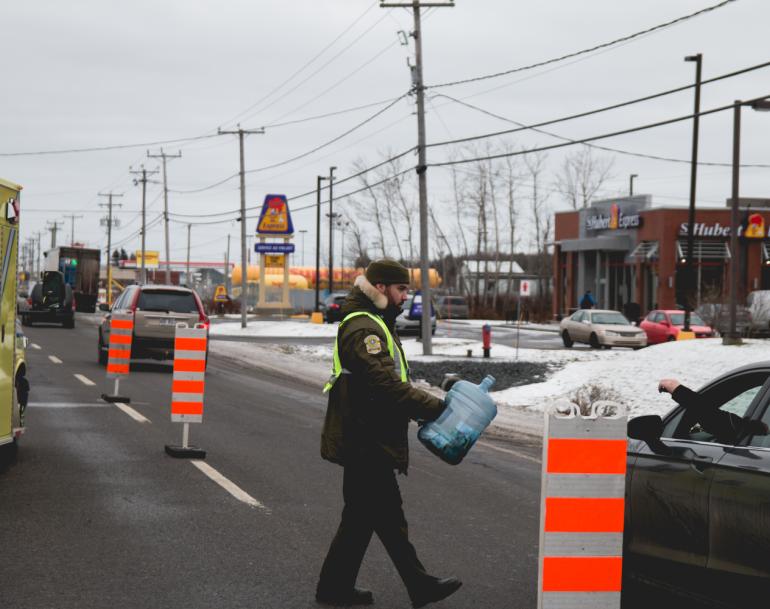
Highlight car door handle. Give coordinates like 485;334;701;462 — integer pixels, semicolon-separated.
690;454;714;473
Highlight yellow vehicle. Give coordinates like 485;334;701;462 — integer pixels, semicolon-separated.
0;179;26;464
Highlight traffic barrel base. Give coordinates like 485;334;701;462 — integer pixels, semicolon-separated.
101;393;131;403
165;444;206;459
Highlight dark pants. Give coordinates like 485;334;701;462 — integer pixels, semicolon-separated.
317;460;437;600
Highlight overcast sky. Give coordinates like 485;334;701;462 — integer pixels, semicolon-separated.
3;0;769;268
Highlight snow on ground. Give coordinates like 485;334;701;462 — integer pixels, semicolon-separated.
208;318;770;436
210;320;338;338
495;338;770;417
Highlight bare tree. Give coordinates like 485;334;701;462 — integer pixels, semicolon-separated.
554;147;614;209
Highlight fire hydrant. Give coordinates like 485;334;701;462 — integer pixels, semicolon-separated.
482;323;491;358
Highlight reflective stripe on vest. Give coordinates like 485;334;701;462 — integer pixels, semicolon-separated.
323;311;408;393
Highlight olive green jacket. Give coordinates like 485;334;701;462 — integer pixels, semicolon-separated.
320;277;444;473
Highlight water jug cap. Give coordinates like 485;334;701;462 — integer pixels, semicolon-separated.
479;375;496;392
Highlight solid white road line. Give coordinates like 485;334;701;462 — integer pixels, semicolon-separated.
191;460;269;512
28;402;109;408
74;374;96;386
477;440;541;464
48;355;63;364
30;343;41;350
114;402;151;424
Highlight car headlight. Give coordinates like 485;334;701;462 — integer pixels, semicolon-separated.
604;330;619;337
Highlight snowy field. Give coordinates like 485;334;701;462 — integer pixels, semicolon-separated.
208;319;770;428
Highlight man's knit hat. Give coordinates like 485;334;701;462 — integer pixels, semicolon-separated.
365;258;410;285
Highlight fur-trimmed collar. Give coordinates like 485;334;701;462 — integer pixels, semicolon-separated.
354;275;388;310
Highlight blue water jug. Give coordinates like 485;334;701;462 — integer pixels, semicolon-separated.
418;376;497;465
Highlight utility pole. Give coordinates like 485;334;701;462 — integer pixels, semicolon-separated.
217;125;265;328
130;165;159;284
99;192;124;307
328;166;337;294
186;224;192;286
147;148;182;284
683;53;702;332
34;231;43;278
225;233;231;293
381;0;453;355
629;174;638;196
315;175;328;312
299;230;308;266
46;220;64;249
63;214;84;246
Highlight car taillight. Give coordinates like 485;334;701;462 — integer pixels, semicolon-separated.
199;311;210;330
330;304;340;309
26;298;32;306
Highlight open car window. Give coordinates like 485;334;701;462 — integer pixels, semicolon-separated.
662;371;770;444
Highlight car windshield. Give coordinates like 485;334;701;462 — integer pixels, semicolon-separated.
670;313;706;326
137;290;198;313
591;312;630;325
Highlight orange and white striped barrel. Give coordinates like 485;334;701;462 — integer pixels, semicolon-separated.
107;312;134;378
170;323;208;424
537;401;628;609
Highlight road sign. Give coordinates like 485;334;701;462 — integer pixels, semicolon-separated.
136;250;159;269
256;194;294;235
254;242;295;254
520;279;531;297
213;285;228;302
265;254;284;267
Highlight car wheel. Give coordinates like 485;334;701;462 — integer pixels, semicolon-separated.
21;314;28;327
603;345;612;350
589;333;601;349
98;333;108;366
63;316;75;329
562;331;573;348
667;335;676;342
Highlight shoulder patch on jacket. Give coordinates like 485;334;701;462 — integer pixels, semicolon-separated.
364;334;382;354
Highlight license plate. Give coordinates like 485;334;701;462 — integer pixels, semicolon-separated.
159;318;176;326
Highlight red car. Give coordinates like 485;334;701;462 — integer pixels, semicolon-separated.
639;309;714;344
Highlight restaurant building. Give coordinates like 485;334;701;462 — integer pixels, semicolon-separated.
552;196;770;318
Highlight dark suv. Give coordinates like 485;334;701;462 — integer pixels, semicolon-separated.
98;285;209;365
19;271;75;328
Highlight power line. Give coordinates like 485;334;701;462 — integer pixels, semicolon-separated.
0;133;216;158
427;0;738;90
263;95;406;129
221;1;381;127
429;93;770;168
432;92;770;168
427;58;770;149
169;93;410;195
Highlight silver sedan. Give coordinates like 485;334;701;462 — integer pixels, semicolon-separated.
560;309;647;349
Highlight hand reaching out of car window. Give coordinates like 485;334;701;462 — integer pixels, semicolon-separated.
658;378;681;394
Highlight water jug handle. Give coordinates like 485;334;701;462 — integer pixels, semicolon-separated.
479;375;496;392
590;400;627;419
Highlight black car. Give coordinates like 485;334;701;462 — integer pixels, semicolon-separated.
19;271;75;328
321;292;348;323
625;362;770;606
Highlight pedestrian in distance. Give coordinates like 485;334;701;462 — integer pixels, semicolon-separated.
316;259;462;608
579;290;596;310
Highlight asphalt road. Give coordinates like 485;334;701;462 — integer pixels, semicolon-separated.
1;315;546;609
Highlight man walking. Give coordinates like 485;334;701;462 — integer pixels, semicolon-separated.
316;259;462;608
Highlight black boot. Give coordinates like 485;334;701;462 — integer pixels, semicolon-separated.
315;587;374;606
411;578;462;609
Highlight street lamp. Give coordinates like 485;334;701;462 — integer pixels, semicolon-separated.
328;166;337;294
629;174;638;196
315;175;329;312
299;229;308;266
724;96;770;345
683;53;702;332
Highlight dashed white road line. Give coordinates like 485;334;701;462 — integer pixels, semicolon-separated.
191;460;269;512
48;355;62;364
477;440;542;464
30;343;41;350
74;374;96;386
114;402;151;424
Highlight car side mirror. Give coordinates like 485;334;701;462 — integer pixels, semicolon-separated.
628;415;664;442
582;319;591;324
99;303;109;311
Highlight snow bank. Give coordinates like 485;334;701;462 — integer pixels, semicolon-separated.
495;338;770;417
